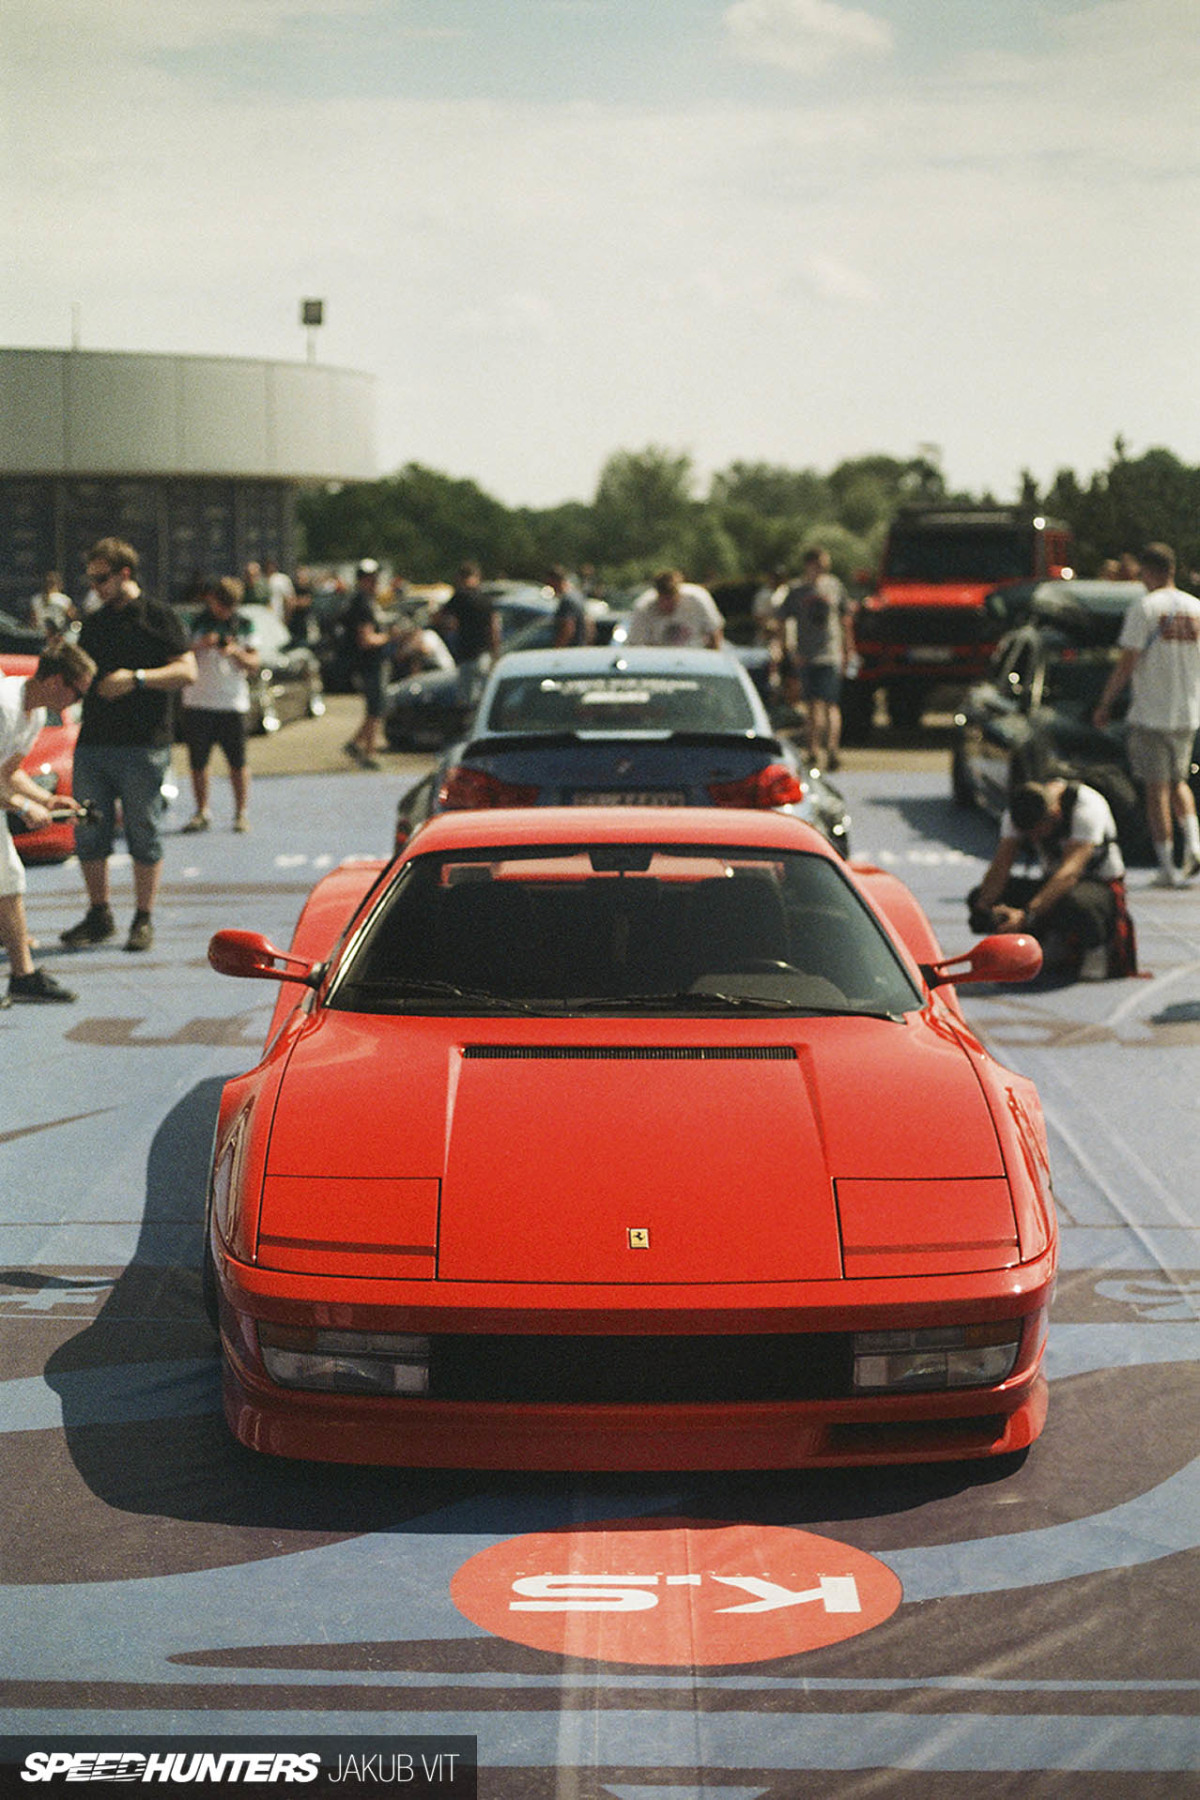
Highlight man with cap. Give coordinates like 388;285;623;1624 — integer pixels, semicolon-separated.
342;559;396;770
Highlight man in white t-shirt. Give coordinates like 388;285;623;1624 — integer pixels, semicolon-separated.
967;778;1134;981
1094;542;1200;885
179;577;260;833
0;641;95;1003
623;570;724;649
263;560;296;623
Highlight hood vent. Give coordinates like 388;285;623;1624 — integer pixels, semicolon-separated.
463;1044;796;1061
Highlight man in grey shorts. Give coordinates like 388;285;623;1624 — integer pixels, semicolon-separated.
1094;542;1200;887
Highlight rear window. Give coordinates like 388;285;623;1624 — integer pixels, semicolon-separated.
483;673;757;735
328;843;921;1018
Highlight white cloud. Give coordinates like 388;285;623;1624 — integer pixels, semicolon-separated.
724;0;893;76
806;253;877;306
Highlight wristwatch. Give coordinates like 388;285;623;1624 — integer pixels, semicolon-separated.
134;669;146;688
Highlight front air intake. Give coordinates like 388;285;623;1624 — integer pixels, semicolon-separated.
462;1045;796;1061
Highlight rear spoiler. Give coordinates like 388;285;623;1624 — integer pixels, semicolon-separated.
458;730;785;757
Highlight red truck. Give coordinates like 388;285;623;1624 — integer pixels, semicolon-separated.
846;506;1074;736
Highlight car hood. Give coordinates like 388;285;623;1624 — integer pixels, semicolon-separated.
261;1012;1014;1283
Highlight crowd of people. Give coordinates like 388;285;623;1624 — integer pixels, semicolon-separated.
2;534;1198;1007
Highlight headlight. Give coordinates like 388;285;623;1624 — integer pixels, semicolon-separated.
258;1325;430;1395
852;1322;1022;1393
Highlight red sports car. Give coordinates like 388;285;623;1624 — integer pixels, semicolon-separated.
206;807;1054;1469
1;653;79;863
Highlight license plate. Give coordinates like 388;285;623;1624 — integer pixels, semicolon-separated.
907;647;954;663
571;790;687;806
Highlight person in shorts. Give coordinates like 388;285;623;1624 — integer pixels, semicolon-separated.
179;576;260;833
774;547;856;771
343;559;397;770
62;537;197;955
1093;542;1200;886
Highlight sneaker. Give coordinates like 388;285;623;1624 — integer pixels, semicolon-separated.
233;814;251;833
359;756;382;771
1151;866;1185;888
60;904;116;949
9;967;77;1003
125;912;154;953
181;812;211;833
1078;945;1109;982
1180;851;1200;882
343;740;367;765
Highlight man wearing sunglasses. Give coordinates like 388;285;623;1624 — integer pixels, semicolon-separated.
0;641;96;1003
62;538;196;955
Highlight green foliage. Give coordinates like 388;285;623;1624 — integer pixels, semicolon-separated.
589;446;697;567
1042;442;1200;577
297;440;1200;588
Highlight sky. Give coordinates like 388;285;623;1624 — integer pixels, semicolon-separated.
5;0;1200;509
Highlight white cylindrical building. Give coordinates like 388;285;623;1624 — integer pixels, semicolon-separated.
0;347;376;612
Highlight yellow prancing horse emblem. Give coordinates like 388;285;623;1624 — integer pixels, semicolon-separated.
627;1228;650;1249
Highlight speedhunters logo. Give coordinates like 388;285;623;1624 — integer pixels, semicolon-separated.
0;1744;475;1800
21;1755;321;1784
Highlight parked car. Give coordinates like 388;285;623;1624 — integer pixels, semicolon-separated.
393;645;850;857
1;653;80;862
205;804;1052;1469
950;580;1197;860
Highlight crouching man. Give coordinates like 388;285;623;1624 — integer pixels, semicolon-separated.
968;778;1137;981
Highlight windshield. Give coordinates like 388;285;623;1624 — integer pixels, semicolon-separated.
886;525;1032;584
483;672;757;735
328;843;922;1016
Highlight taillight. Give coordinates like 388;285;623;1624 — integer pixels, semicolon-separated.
707;764;805;809
438;765;540;810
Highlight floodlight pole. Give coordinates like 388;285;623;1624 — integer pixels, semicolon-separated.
300;298;325;364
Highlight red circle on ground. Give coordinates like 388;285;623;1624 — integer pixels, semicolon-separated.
450;1517;903;1666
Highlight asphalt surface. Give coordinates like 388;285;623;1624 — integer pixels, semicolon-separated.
4;705;1198;1795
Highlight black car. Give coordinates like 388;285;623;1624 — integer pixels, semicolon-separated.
393;644;850;859
951;579;1198;860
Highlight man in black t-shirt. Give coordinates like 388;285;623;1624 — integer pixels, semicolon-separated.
61;538;197;954
436;563;501;709
342;559;399;769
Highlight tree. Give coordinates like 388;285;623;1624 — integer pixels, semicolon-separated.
589;447;697;567
1042;444;1200;576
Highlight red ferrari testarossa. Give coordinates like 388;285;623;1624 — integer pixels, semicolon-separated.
206;806;1054;1468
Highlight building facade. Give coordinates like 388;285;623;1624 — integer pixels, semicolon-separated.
0;348;375;613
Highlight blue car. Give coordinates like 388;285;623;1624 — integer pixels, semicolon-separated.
393;645;850;855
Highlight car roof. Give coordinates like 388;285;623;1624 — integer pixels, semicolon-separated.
488;645;755;678
1016;580;1143;646
403;804;836;858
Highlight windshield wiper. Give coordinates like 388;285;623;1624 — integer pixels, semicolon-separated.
345;979;546;1014
564;991;904;1019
